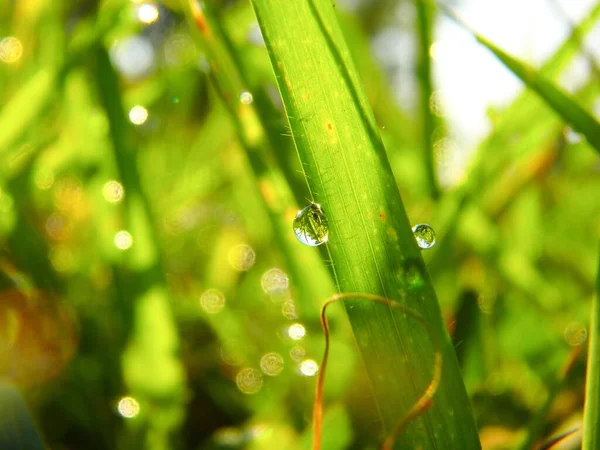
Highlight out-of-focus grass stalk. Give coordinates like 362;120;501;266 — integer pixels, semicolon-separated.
182;0;335;313
93;48;186;450
440;4;600;155
0;5;123;158
249;0;480;447
518;347;582;450
414;0;439;199
583;251;600;449
429;3;600;275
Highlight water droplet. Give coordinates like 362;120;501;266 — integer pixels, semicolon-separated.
129;105;148;125
299;359;319;377
236;367;263;394
137;3;160;24
240;91;253;105
260;268;288;294
289;346;306;362
287;323;306;340
117;396;140;418
228;244;256;271
564;126;582;144
260;352;284;376
412;223;436;249
200;288;225;314
564;322;587;346
293;203;329;246
103;180;125;203
114;230;133;250
281;300;298;319
0;36;23;64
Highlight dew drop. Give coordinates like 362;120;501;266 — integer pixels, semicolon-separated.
289;346;306;362
287;323;306;340
564;322;587;346
228;244;256;271
412;223;436;249
299;359;319;377
236;367;263;394
260;352;284;376
200;288;225;314
260;268;288;294
240;91;253;105
281;300;298;319
117;396;140;418
293;203;329;246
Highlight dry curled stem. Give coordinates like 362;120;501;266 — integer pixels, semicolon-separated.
312;293;443;450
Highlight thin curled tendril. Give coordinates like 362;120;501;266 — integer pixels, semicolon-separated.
312;293;443;450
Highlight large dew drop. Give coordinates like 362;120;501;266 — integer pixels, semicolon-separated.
412;223;436;249
293;203;329;246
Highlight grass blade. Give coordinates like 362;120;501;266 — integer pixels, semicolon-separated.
583;250;600;449
249;0;480;447
441;5;600;155
414;0;440;199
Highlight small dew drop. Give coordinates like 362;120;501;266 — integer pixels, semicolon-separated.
299;359;319;377
129;105;148;125
240;91;253;105
228;244;256;271
236;368;263;394
293;203;328;246
412;223;436;249
289;346;306;362
117;396;140;418
114;230;133;250
564;322;587;346
0;36;23;64
103;180;124;203
137;3;159;24
564;127;582;144
281;300;298;319
288;323;306;340
260;352;284;376
200;288;225;314
261;268;288;294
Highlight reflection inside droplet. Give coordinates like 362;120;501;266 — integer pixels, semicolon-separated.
293;203;329;246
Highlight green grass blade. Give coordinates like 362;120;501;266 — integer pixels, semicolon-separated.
583;250;600;449
249;0;480;447
0;70;56;155
182;0;335;314
93;48;186;450
442;6;600;155
414;0;439;199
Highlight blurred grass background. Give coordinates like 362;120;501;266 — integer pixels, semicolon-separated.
0;0;599;449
